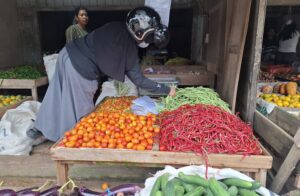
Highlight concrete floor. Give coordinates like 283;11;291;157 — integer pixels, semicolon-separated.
0;141;158;192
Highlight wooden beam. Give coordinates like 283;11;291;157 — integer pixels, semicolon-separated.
267;0;300;6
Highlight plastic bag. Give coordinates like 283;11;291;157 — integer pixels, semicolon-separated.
95;76;138;105
137;165;278;196
43;53;58;82
0;101;41;155
131;96;158;115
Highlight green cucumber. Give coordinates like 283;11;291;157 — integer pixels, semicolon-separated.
164;179;177;196
155;190;164;196
238;188;259;196
161;173;171;192
222;178;253;189
178;172;209;187
218;181;228;190
251;181;262;190
182;182;196;193
227;186;238;196
209;177;230;196
183;186;205;196
204;188;214;196
150;176;162;196
175;185;185;196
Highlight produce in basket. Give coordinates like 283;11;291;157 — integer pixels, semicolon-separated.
0;95;27;107
140;165;278;196
94;96;137;113
260;93;300;108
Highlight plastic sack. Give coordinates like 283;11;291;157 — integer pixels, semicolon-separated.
43;53;58;82
0;101;41;155
145;0;171;27
137;165;278;196
131;96;158;115
95;76;138;105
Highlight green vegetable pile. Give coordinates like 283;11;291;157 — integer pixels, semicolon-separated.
0;65;46;79
161;87;230;112
150;172;262;196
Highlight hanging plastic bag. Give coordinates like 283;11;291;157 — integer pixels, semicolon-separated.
43;53;58;82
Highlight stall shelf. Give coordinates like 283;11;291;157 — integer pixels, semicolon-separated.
50;141;272;186
0;77;48;101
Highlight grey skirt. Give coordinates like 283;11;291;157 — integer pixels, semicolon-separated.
35;47;98;141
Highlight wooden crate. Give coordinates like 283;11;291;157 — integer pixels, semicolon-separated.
0;77;48;101
0;96;33;117
254;110;300;193
50;140;272;186
142;65;215;87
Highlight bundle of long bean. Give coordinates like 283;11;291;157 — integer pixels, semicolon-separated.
159;104;262;156
161;87;230;112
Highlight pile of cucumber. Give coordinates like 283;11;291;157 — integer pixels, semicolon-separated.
150;172;263;196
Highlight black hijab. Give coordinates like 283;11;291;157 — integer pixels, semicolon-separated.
66;22;138;82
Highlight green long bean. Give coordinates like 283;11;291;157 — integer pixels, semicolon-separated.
161;87;231;112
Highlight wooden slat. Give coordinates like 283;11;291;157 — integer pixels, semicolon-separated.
236;0;267;123
268;107;300;137
50;146;272;169
216;0;252;112
254;110;294;158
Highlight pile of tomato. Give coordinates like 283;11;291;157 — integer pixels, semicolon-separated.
94;96;137;113
61;111;159;150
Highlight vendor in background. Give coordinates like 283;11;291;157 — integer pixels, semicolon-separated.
261;27;278;63
275;20;300;65
27;6;176;142
65;6;89;43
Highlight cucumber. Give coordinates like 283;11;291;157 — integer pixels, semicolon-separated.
161;173;171;192
227;186;238;196
163;179;177;196
218;181;228;190
204;188;214;196
175;185;185;196
182;182;196;192
209;177;230;196
178;172;209;187
150;176;162;196
238;188;259;196
183;186;205;196
251;181;262;190
155;190;164;196
222;178;253;189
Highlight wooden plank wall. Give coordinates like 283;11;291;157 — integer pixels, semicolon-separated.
236;0;267;123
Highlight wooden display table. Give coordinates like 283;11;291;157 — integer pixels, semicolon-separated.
50;142;272;186
0;77;48;101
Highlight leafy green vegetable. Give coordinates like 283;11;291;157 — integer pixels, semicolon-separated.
0;65;46;79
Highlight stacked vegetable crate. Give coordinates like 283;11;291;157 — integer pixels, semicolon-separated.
0;66;48;101
0;96;32;117
255;82;300;193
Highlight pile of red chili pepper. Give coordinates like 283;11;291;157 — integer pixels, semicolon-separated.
159;104;262;155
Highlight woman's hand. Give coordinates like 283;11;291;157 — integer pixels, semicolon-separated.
168;86;176;97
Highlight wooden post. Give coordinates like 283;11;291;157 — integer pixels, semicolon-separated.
270;129;300;193
31;87;38;101
56;161;69;186
254;169;267;187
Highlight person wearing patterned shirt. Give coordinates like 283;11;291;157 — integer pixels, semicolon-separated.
65;6;89;43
